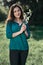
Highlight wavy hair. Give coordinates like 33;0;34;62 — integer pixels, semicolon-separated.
5;3;24;23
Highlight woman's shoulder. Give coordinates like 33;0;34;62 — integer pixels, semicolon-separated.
7;19;12;23
6;20;15;26
6;20;13;27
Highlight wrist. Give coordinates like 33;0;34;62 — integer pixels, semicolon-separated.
20;30;23;34
12;33;14;37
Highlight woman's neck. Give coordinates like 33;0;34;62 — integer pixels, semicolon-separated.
15;18;23;24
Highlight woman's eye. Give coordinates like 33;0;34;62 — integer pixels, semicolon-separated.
14;11;16;13
18;9;20;12
14;9;20;13
18;9;19;11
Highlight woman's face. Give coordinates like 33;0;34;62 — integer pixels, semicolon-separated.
13;7;21;19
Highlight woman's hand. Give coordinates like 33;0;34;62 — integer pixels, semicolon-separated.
20;23;26;33
20;23;28;37
12;23;26;37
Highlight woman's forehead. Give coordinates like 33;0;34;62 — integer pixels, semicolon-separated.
13;7;20;11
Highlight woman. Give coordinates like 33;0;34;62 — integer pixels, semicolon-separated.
6;3;30;65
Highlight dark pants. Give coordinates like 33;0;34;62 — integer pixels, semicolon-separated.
9;50;28;65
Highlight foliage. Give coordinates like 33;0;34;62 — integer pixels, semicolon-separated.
0;6;8;22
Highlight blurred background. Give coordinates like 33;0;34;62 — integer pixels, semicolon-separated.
0;0;43;65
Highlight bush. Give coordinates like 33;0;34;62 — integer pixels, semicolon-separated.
0;10;7;21
0;6;8;22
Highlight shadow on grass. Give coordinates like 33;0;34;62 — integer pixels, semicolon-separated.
30;25;43;40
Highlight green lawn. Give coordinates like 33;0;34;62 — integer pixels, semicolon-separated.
0;23;43;65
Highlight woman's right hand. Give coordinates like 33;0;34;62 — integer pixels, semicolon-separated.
20;23;26;33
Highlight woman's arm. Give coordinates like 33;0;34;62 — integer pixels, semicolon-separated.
6;21;13;39
12;30;22;37
24;30;29;37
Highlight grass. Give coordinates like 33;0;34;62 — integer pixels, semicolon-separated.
0;23;43;65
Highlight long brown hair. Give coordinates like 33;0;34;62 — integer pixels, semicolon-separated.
5;3;24;23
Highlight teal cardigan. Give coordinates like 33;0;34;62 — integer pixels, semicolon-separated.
6;20;30;50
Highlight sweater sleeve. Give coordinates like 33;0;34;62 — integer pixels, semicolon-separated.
26;23;30;39
6;21;13;39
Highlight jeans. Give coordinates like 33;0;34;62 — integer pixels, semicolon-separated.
9;50;28;65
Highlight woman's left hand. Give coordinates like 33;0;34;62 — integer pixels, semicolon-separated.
22;23;28;37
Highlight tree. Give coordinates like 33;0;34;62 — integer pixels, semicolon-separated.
2;0;43;25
